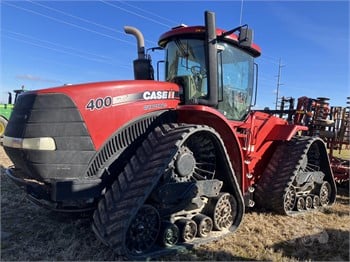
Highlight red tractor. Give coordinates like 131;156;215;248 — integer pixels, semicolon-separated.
3;11;336;259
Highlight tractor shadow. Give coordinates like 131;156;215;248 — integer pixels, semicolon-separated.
158;248;256;261
270;228;350;261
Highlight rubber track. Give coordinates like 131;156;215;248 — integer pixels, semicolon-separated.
92;123;209;258
254;136;320;215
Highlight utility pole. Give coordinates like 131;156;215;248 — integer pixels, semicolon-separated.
275;58;285;110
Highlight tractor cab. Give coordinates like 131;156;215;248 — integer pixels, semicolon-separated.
158;12;261;121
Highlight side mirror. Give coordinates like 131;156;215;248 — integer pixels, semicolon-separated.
239;28;253;47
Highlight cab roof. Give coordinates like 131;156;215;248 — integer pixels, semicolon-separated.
158;25;261;58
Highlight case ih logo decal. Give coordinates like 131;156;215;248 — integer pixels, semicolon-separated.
143;91;175;100
86;91;178;111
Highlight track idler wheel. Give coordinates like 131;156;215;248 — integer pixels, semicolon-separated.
319;181;331;207
206;193;236;231
158;221;179;247
283;187;296;213
125;205;160;255
193;214;213;238
176;219;197;242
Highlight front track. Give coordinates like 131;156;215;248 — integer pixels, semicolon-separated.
92;123;244;259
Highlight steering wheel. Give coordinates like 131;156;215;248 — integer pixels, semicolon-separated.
190;66;206;79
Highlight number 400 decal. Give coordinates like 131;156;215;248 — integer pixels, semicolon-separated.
86;96;112;111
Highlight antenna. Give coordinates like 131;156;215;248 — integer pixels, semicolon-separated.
239;0;244;25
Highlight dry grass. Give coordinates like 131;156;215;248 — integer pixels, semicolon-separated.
1;146;349;261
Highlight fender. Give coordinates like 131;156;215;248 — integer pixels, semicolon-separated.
176;105;244;189
84;110;176;180
242;111;308;155
265;124;308;141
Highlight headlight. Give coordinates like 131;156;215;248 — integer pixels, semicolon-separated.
3;136;56;151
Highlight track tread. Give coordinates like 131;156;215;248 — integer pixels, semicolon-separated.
254;136;330;215
92;123;210;258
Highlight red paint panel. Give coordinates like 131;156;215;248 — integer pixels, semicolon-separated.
265;124;309;141
177;105;246;190
37;80;180;150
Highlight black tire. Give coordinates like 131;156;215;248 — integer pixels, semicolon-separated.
0;116;8;137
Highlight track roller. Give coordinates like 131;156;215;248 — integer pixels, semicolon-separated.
296;197;305;211
313;195;320;208
305;196;313;210
193;214;213;238
158;221;179;247
175;219;197;242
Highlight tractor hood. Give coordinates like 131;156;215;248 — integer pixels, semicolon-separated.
6;80;180;150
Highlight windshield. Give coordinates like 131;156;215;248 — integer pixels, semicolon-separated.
165;39;208;99
164;38;254;121
217;42;254;120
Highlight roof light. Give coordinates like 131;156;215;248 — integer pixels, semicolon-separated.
172;24;188;30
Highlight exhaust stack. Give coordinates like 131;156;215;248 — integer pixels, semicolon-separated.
124;26;145;59
124;26;154;80
195;11;218;106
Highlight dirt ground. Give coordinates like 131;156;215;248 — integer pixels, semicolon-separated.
1;145;349;261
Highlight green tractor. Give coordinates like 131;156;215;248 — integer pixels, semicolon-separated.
0;87;26;137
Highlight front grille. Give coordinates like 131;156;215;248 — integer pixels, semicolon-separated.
4;93;95;181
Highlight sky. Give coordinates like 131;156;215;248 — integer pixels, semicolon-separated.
0;0;349;109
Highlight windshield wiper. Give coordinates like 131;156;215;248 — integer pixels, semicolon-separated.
175;39;189;58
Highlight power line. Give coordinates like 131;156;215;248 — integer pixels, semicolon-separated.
3;1;136;45
2;34;131;69
259;57;280;65
26;0;126;35
3;34;107;64
117;0;180;26
3;29;111;62
100;0;172;28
